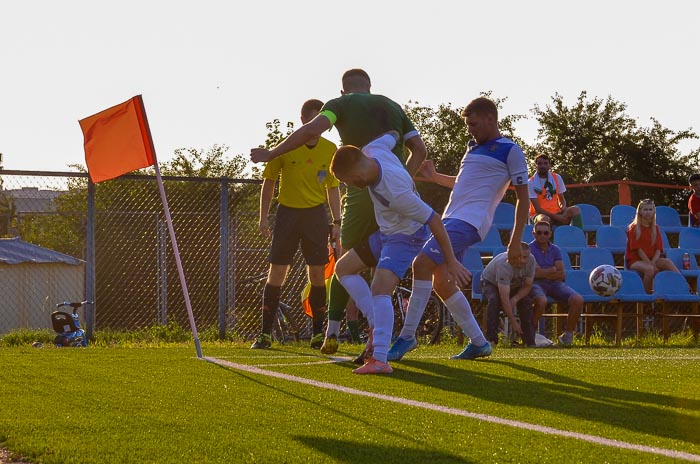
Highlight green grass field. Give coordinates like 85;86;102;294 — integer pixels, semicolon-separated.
1;342;698;463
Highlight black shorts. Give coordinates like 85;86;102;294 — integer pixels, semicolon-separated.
269;204;329;266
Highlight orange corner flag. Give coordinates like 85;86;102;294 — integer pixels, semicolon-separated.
79;95;155;183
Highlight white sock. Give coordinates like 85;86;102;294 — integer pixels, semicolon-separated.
444;291;487;346
326;320;341;338
371;295;393;363
399;279;432;339
339;275;374;327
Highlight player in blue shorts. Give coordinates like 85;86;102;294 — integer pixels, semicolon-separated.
388;97;531;361
330;132;469;374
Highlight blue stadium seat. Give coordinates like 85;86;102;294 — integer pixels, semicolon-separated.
653;271;699;302
656;206;686;234
577;203;604;233
472;226;503;255
665;248;700;280
579;247;615;272
615;271;655;303
471;270;483;302
614;270;655;339
652;271;700;340
461;247;484;273
553;225;588;255
679;228;700;256
595;226;627;255
565;270;613;303
493;202;515;231
521;224;534;242
659;228;671;250
610;205;636;229
558;248;573;270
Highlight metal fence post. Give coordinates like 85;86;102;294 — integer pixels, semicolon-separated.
86;179;96;338
218;178;229;339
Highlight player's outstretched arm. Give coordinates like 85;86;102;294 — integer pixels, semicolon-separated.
416;160;456;188
250;115;331;163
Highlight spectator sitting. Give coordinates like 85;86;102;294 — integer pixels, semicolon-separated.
528;154;582;228
626;199;680;293
483;242;536;347
688;173;700;227
528;218;583;347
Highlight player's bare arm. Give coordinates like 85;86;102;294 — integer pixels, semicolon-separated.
250;115;331;163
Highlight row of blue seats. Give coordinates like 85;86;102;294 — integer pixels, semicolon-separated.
470;269;699;306
470;224;700;257
469;269;700;344
462;245;700;280
493;202;695;234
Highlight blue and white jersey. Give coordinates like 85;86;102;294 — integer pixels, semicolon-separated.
363;134;434;236
443;137;528;240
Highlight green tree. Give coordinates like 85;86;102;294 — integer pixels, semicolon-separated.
531;91;700;212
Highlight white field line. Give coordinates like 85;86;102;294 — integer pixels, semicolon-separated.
220;353;700;363
203;356;700;462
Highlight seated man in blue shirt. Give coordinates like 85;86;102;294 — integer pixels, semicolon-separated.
528;219;583;346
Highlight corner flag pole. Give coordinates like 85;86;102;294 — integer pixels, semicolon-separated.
80;95;203;358
139;100;203;359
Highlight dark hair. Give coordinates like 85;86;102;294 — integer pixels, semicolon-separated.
330;145;363;177
535;153;550;163
689;173;700;184
461;97;498;119
342;69;371;85
301;99;323;118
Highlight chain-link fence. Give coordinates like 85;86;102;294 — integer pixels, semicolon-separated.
0;170;696;344
0;170;314;341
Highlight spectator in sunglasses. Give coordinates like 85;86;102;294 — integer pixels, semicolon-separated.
528;219;583;346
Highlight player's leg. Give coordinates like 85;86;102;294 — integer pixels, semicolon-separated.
325;196;377;348
361;232;424;366
530;283;548;332
300;204;331;348
252;206;298;349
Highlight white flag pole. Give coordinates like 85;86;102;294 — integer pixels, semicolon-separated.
151;157;203;358
138;96;202;359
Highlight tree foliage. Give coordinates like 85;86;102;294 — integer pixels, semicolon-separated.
531;91;700;211
404;91;700;214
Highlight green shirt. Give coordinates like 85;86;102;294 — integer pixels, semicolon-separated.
320;93;418;248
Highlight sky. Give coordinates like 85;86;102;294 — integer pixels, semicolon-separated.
2;0;699;174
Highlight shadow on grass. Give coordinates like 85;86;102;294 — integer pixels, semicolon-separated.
208;359;459;459
393;357;700;444
293;436;473;463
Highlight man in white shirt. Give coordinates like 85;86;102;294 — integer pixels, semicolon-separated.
330;132;469;374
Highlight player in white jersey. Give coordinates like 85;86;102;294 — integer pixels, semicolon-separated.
330;132;469;374
388;97;530;361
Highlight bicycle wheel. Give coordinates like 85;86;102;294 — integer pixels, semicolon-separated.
272;302;300;344
417;294;445;345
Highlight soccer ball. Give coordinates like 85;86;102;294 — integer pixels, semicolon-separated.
588;264;622;297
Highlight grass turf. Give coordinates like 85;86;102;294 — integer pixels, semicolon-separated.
0;343;698;463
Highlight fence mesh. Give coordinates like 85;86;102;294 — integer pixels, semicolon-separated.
0;171;695;343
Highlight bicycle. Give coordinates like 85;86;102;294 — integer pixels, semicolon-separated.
239;273;300;344
52;300;91;347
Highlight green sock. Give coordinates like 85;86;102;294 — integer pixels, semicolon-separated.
327;275;349;322
572;214;583;229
